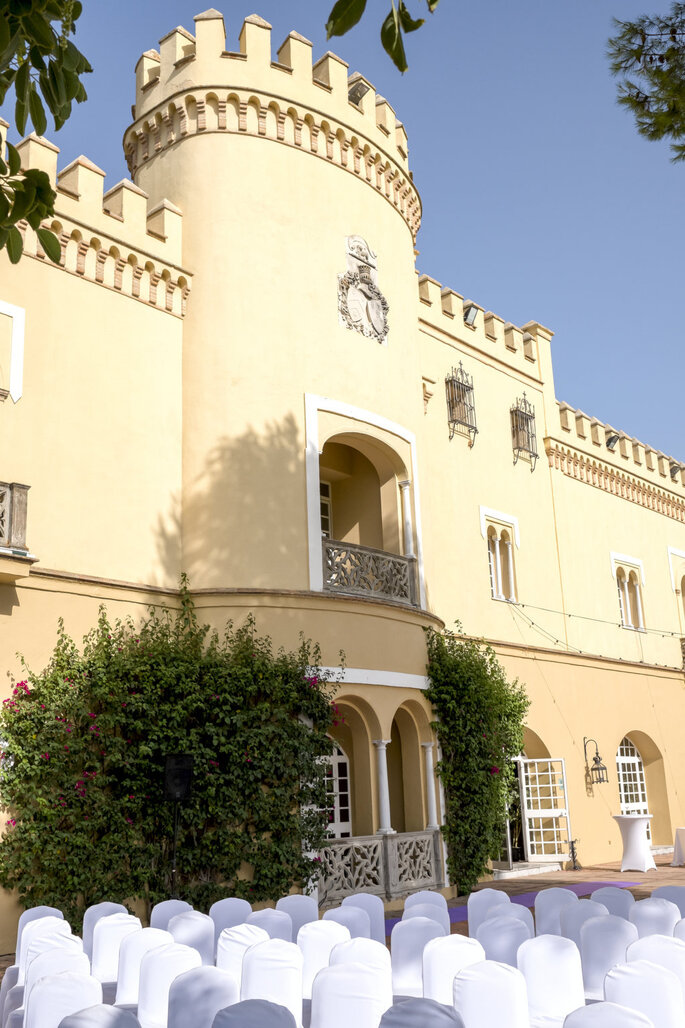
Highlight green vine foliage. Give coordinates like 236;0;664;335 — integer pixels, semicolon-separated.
423;626;530;896
0;585;337;928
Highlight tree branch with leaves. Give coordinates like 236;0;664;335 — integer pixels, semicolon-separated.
609;2;685;161
326;0;440;73
0;0;91;263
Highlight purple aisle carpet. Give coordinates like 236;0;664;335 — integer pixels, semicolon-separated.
384;880;640;933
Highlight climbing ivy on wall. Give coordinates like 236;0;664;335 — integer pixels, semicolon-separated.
0;584;337;926
424;625;530;895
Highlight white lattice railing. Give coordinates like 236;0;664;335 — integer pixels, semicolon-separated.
322;539;417;605
317;830;443;906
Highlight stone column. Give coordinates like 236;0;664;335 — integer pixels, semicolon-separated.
373;739;395;834
422;742;439;830
622;578;633;627
633;581;645;630
494;535;504;599
398;480;415;558
504;537;516;601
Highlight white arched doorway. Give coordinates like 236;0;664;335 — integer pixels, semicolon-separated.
616;735;651;839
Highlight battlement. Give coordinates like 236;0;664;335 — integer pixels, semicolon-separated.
124;10;421;239
416;272;550;381
8;133;190;316
554;401;685;493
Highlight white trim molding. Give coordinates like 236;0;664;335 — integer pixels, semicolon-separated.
318;667;429;690
479;506;520;548
610;551;645;586
667;547;685;592
304;393;426;609
0;299;25;402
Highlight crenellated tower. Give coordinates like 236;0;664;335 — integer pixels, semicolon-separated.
124;10;424;593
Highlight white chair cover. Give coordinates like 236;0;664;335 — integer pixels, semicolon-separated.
59;1006;142;1027
484;901;535;935
275;897;318;942
580;914;639;1002
674;919;685;942
517;934;585;1027
149;899;193;931
422;935;485;1004
114;928;173;1007
91;914;142;984
563;1001;655;1027
4;933;83;1028
404;891;448;912
627;935;685;999
240;940;303;1028
561;900;609;948
341;894;387;945
590;887;635;919
297;920;350;1000
168;910;215;965
16;917;71;983
604;959;685;1027
211;1000;296;1028
466;889;510;938
209;899;252;951
629;898;680;938
7;948;90;1028
652;887;685;918
137;943;202;1028
453;959;529;1028
402;903;451;935
476;914;532;967
390;916;447;999
0;908;64;1028
83;903;128;961
379;1000;465;1027
216;925;270;995
310;962;392;1028
534;888;578;937
24;973;101;1028
245;909;293;943
168;966;239;1028
322;906;370;939
330;938;391;976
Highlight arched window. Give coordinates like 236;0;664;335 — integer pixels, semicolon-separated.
616;735;651;839
486;525;516;602
324;743;351;839
613;556;645;630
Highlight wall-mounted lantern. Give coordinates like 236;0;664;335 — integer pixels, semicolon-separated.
583;737;609;785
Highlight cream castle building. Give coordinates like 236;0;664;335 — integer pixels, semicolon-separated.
1;7;685;937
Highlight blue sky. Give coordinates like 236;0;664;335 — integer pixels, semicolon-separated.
3;1;682;457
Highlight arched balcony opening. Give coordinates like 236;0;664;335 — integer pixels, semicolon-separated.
318;434;417;606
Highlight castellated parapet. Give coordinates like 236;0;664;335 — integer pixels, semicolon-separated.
4;132;190;317
123;10;421;240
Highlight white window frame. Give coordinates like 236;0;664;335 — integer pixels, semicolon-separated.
324;742;352;839
616;735;651;840
481;507;519;602
0;299;25;402
320;480;333;539
611;552;645;630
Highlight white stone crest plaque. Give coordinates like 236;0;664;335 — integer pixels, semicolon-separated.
337;236;389;344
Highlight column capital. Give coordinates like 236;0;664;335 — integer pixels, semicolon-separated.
421;741;435;750
372;739;392;749
398;479;411;489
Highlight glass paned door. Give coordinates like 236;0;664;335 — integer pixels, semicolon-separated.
324;744;351;839
518;757;571;861
616;736;651;840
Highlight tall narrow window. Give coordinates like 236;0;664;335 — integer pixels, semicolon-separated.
613;556;645;630
324;743;352;839
616;735;651;840
511;393;538;470
320;481;332;539
445;363;477;445
486;525;516;601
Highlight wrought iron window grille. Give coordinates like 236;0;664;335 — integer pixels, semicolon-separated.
445;363;477;446
511;393;538;471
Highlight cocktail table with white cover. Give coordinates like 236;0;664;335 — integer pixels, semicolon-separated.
613;815;656;872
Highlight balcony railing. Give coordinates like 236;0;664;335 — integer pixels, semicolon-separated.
318;830;443;906
322;539;417;606
0;482;30;552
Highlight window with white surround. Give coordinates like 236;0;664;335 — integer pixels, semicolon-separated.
616;735;651;840
319;481;332;539
481;507;519;602
323;743;352;838
611;553;645;630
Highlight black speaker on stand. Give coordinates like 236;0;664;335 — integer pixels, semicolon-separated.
164;754;194;898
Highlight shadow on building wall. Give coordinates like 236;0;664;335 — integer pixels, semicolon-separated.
153;413;307;591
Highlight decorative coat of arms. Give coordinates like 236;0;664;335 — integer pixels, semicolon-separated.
337;236;389;344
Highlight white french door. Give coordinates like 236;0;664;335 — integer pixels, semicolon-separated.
324;744;352;839
518;757;571;861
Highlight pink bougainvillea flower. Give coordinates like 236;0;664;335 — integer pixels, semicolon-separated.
490;766;500;775
41;752;49;760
